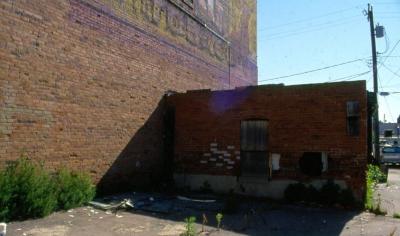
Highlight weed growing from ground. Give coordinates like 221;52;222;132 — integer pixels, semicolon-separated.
201;213;208;232
216;213;223;231
182;216;196;236
0;156;95;222
365;164;387;212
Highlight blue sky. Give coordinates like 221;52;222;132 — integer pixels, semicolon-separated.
257;0;400;123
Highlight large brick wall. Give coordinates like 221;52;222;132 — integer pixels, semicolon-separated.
168;81;368;198
0;0;256;192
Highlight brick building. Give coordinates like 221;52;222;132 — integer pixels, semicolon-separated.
167;81;368;199
0;0;257;192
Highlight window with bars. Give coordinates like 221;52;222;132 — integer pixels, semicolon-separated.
240;120;268;176
347;101;360;136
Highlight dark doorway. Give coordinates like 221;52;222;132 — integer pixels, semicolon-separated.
240;120;268;177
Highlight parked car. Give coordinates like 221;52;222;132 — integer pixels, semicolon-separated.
381;146;400;164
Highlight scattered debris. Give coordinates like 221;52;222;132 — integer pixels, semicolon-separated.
89;199;134;214
68;215;74;218
0;222;6;236
88;193;223;215
177;196;216;203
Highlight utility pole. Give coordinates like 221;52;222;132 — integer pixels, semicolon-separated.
367;3;380;163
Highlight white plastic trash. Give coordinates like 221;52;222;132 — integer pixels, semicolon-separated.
0;222;6;236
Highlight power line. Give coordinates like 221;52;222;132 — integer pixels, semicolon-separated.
378;39;400;87
327;71;371;82
259;58;367;82
379;39;400;68
380;82;400;88
375;11;400;14
385;67;400;86
382;64;400;78
383;96;395;121
379;55;400;58
259;5;363;31
380;75;395;122
261;15;360;35
260;16;360;39
260;19;360;41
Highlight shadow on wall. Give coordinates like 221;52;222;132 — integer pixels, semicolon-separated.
92;94;363;236
96;95;175;195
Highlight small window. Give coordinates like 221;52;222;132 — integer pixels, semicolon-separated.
347;101;360;136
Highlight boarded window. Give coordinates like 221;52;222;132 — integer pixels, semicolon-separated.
347;101;360;136
240;120;268;176
241;120;267;151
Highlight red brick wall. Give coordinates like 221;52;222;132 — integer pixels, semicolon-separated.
0;0;256;192
168;81;368;197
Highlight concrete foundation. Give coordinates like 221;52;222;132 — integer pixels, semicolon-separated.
174;174;348;199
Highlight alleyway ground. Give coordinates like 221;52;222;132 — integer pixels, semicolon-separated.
5;168;400;236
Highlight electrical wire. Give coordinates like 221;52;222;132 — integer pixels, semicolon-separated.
260;19;361;41
374;2;400;5
378;39;400;69
259;5;363;31
327;71;371;82
262;15;360;36
382;64;400;78
385;67;400;86
259;58;366;82
383;96;395;121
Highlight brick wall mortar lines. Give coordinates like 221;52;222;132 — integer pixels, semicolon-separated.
0;0;257;191
169;81;368;197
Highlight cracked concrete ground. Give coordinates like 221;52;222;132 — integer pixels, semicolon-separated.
5;205;400;236
5;168;400;236
376;167;400;217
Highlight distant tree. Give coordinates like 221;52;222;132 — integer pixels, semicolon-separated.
398;115;400;124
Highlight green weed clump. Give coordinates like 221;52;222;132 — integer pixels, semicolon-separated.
365;164;387;211
366;164;387;183
0;158;57;222
216;213;223;231
55;169;96;210
0;157;95;222
182;216;196;236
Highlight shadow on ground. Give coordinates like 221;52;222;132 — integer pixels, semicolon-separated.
50;96;398;236
6;195;400;236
